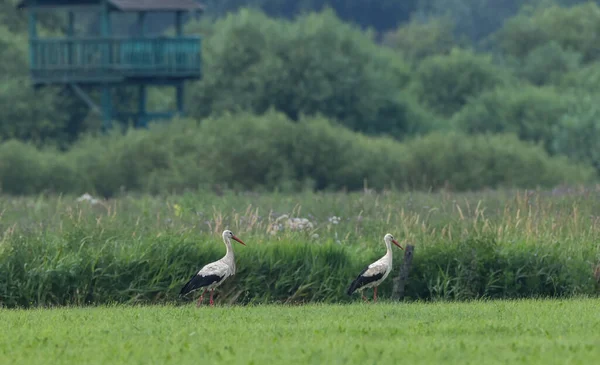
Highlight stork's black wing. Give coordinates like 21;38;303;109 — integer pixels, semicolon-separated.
347;266;384;295
179;274;223;297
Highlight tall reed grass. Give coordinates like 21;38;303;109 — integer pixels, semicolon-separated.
1;188;599;307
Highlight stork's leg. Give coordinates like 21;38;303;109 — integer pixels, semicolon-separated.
209;289;215;306
373;286;378;303
361;292;368;302
196;288;208;307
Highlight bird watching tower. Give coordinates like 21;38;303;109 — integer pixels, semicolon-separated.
17;0;204;129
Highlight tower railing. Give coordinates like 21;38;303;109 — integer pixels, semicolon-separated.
29;36;202;83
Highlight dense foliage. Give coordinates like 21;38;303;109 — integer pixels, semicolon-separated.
0;112;593;196
3;1;600;194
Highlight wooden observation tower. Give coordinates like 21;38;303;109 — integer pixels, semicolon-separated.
17;0;204;129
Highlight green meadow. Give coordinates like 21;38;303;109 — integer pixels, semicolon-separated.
1;299;599;365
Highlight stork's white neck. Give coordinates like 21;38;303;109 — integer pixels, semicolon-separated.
385;239;392;254
222;237;236;273
223;237;235;257
383;238;393;266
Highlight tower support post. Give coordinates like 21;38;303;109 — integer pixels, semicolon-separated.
138;84;147;128
176;82;185;116
101;85;112;130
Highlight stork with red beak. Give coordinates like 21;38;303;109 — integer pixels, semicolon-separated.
179;230;246;306
347;233;403;302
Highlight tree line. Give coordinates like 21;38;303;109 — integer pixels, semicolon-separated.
1;1;600;195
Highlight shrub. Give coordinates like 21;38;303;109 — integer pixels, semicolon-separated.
68;121;214;197
0;112;593;196
0;141;79;195
0;141;48;195
398;132;593;191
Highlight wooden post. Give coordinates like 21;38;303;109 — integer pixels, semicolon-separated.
100;0;112;131
392;244;414;301
28;0;37;38
101;85;112;130
101;0;111;69
67;12;75;66
138;12;146;36
28;2;37;69
138;84;147;128
175;11;184;36
100;0;110;36
176;82;184;115
67;12;75;36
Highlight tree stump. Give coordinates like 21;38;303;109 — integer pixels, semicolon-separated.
392;244;414;301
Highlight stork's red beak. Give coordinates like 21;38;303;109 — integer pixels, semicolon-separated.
392;239;404;250
232;235;246;246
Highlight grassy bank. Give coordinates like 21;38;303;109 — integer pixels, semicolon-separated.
1;299;599;365
0;189;599;307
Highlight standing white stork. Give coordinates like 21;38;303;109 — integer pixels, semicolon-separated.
347;233;403;302
179;230;246;307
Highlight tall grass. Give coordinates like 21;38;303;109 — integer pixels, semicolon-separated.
1;188;599;307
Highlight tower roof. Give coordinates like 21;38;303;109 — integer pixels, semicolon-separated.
17;0;204;12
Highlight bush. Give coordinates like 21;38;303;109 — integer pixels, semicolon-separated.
451;85;572;151
0;112;593;196
69;122;214;197
0;141;79;195
409;48;510;117
0;141;48;195
398;132;593;191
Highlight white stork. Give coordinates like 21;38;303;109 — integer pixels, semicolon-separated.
179;230;246;307
347;233;403;302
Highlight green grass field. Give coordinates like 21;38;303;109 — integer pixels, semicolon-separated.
1;189;599;364
1;299;599;365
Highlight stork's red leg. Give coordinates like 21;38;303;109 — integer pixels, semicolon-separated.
362;293;368;302
196;288;208;307
373;286;378;303
209;289;215;306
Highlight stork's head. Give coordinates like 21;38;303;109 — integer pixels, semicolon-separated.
384;233;403;250
223;229;246;246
